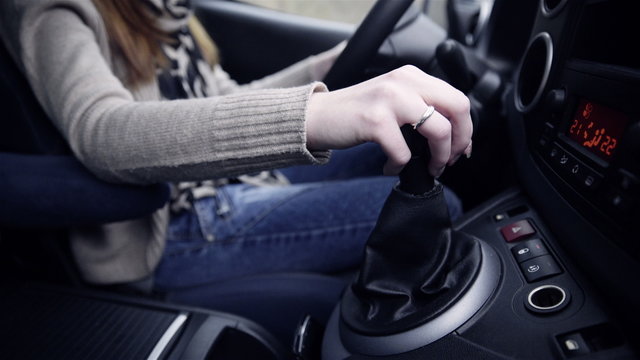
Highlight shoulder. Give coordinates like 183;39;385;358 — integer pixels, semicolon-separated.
1;0;110;70
1;0;103;26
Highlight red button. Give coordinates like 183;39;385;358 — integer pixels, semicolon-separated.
500;220;536;242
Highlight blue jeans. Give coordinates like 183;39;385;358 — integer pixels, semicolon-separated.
153;143;462;291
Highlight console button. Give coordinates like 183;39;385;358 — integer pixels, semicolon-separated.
500;220;536;242
538;136;550;151
558;332;591;357
598;169;639;216
556;150;580;177
557;152;571;168
519;255;562;282
546;145;603;192
572;164;602;192
511;238;548;263
617;169;639;192
547;144;575;176
601;186;635;213
547;144;561;162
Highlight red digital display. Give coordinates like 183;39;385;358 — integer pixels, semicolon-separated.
567;99;629;161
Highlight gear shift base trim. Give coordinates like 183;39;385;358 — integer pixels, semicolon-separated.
322;240;501;358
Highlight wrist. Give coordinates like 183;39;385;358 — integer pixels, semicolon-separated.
305;91;330;151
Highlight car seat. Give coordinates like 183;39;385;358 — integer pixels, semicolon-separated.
0;38;172;285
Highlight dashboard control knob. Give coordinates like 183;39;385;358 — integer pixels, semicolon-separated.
544;88;566;114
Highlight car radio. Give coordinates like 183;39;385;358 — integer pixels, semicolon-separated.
565;99;628;163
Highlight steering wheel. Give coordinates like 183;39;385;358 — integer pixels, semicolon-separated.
323;0;414;90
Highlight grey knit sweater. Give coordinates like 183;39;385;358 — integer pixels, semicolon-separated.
1;0;340;284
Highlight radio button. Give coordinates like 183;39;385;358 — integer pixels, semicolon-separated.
538;136;550;151
558;152;571;168
555;150;579;178
571;162;602;192
547;144;575;174
580;173;601;191
548;143;561;161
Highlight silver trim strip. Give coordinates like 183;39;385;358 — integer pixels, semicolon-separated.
147;313;189;360
527;284;567;310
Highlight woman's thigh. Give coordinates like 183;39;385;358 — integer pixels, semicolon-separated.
154;176;398;290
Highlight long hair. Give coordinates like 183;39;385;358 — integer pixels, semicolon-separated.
92;0;218;87
92;0;171;86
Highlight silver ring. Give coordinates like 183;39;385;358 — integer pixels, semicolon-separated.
413;105;435;130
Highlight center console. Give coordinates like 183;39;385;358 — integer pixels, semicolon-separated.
323;187;636;359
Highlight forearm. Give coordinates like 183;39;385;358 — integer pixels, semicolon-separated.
13;4;329;184
76;85;330;184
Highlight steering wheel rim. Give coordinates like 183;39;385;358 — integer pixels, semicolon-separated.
323;0;414;90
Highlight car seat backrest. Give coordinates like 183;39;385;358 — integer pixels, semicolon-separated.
0;38;171;287
0;39;71;155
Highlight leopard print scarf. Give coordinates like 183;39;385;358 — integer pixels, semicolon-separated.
144;0;289;213
145;0;211;99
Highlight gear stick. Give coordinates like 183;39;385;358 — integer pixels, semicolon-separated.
322;126;500;358
341;124;482;334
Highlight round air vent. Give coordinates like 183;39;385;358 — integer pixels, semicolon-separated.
515;32;553;113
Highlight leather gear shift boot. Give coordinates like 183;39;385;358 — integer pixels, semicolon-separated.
340;183;482;336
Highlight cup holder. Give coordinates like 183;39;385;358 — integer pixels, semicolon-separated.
515;32;553;113
541;0;568;17
526;284;570;314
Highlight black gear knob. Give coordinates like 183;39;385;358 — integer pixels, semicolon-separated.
398;124;435;195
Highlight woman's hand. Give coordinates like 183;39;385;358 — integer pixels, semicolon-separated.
306;65;473;177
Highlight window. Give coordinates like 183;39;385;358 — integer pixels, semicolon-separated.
239;0;445;28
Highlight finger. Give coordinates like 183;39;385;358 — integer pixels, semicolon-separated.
374;122;411;175
425;91;471;164
400;68;473;164
415;110;451;177
445;101;473;165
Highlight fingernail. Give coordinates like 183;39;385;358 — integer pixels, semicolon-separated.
464;141;473;159
434;166;445;178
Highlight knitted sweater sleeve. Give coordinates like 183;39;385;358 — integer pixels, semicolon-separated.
4;1;331;184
